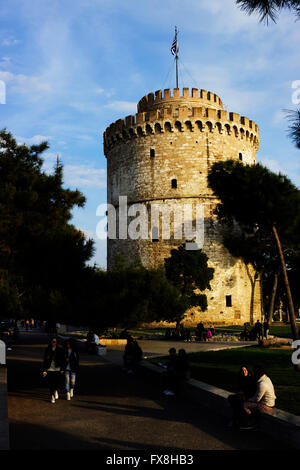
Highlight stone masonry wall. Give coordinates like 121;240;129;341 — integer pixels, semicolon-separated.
104;88;261;326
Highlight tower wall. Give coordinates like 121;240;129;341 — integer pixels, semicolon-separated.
104;88;261;326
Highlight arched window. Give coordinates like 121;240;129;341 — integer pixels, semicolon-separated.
206;121;213;132
154;123;162;134
137;126;144;137
185;121;193;131
195;121;203;132
239;152;243;161
175;121;182;132
164;122;172;132
216;122;222;134
224;124;231;135
146;124;153;135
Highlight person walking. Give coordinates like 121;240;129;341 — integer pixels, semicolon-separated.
63;339;79;400
263;319;270;340
254;320;263;341
42;337;64;403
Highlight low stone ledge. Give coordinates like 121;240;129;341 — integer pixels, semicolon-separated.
99;339;127;346
0;367;9;450
261;337;292;347
140;361;300;449
59;335;127;347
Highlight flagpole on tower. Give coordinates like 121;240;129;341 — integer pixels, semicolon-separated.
175;27;178;89
171;26;179;89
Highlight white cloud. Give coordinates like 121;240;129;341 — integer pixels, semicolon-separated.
259;157;284;174
41;152;61;173
64;165;106;189
41;156;106;189
17;135;51;145
272;109;287;126
0;71;52;98
103;100;137;113
1;38;20;46
186;63;266;116
0;56;11;67
68;101;100;113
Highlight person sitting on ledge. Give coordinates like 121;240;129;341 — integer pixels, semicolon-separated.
242;364;276;429
162;347;178;396
175;349;191;382
228;365;256;428
195;322;205;342
123;337;143;374
240;325;250;341
119;328;131;339
206;328;213;341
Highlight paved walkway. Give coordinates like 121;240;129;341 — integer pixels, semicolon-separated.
102;338;256;367
7;331;288;450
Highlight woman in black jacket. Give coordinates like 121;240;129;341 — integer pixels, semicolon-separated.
42;337;65;403
228;365;256;428
63;339;79;400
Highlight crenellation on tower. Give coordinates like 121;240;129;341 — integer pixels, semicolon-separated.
104;88;259;154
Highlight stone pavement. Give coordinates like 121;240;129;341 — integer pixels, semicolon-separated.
6;331;288;450
103;338;256;367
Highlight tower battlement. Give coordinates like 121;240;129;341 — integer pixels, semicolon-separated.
104;88;259;153
137;88;223;112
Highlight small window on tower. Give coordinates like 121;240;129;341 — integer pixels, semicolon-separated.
150;148;155;158
226;295;232;307
239;152;243;161
171;179;177;189
152;227;159;242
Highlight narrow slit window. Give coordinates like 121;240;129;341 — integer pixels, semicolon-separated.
152;227;159;242
239;152;243;161
171;179;177;189
226;295;232;307
150;148;155;158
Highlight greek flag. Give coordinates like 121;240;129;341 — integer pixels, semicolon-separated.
171;34;178;56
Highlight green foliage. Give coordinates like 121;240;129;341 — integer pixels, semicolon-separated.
0;129;94;320
208;160;300;238
74;255;187;329
208;160;300;323
164;244;214;323
286;109;300;150
236;0;300;23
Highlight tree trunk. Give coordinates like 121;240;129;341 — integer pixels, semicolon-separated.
245;264;256;325
272;225;299;340
267;273;278;324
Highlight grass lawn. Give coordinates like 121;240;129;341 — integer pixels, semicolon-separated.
149;346;300;416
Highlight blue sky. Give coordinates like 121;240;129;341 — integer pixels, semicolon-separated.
0;0;299;268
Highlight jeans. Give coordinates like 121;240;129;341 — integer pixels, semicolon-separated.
243;401;273;415
65;370;76;393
